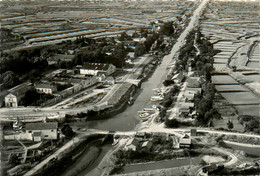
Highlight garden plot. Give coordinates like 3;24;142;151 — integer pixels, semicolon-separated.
213;55;231;59
213;64;227;72
217;51;234;55
215;85;248;92
213;58;228;64
234;105;260;117
213;115;244;132
247;62;260;69
229;43;250;67
220;91;260;105
212;75;239;85
243;74;260;83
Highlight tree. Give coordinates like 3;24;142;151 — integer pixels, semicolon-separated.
0;71;19;88
196;61;203;75
165;118;179;128
61;124;74;138
159;21;174;36
134;43;146;57
227;120;234;130
163;79;175;87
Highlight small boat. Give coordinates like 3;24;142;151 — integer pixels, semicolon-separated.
139;112;150;118
143;108;155;112
150;96;164;101
140;116;150;121
128;97;134;105
138;111;147;114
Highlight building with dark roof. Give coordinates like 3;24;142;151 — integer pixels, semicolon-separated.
187;77;201;88
35;83;57;94
25;122;58;141
4;82;32;107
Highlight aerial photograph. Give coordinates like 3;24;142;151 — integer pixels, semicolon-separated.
0;0;259;175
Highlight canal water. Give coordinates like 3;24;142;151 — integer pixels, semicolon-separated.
69;51;174;131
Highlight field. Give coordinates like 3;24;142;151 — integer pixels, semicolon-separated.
0;0;194;51
200;0;260;119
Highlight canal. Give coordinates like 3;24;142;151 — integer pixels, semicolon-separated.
58;0;210;175
59;48;176;176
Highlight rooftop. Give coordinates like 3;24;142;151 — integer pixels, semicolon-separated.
81;62;111;71
25;122;58;131
179;138;191;145
8;82;32;97
35;84;57;90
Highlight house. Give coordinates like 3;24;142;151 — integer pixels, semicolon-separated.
5;82;32;107
25;122;58;141
187;77;200;88
127;52;135;59
202;164;224;175
183;88;201;101
179;102;194;116
135;132;146;139
141;141;152;151
173;73;185;83
179;137;191;148
125;138;140;151
185;87;202;94
183;90;195;101
47;54;74;65
79;63;116;76
35;84;57;94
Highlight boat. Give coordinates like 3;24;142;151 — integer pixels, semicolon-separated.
128;97;134;105
143;108;156;112
139;112;150;118
138;111;147;114
150;96;164;101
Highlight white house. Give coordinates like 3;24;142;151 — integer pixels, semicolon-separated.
5;82;32;107
141;141;152;151
25;122;58;141
179;137;191;148
79;63;116;76
125;138;139;151
184;88;202;101
35;84;57;94
179;102;194;116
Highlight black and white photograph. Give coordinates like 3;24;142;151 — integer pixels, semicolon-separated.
0;0;259;175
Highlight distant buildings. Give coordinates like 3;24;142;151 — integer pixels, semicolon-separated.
4;82;32;107
78;63;116;76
